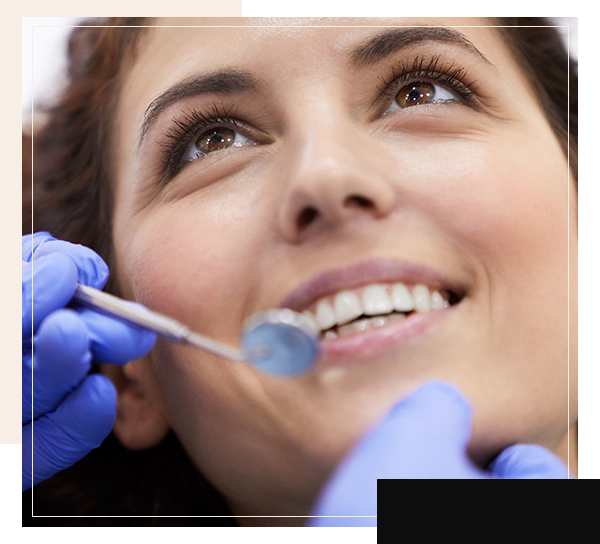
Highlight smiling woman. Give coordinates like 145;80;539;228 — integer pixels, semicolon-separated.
24;17;577;523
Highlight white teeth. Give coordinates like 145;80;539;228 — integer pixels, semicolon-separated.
338;317;370;337
336;324;352;337
332;313;406;339
391;283;415;312
362;285;394;316
302;310;320;334
353;317;371;331
310;281;454;334
336;316;386;338
324;330;338;340
316;300;337;330
370;316;389;328
333;290;363;325
430;290;445;311
412;284;431;313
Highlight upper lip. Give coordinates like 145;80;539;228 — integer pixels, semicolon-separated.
278;258;469;313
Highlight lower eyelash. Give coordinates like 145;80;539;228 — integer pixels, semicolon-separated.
375;53;482;110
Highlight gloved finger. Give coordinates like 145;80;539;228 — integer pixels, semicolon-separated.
311;381;476;519
22;374;116;491
22;232;56;262
488;444;572;479
22;253;78;338
23;309;92;424
371;381;474;476
31;238;109;289
77;306;156;363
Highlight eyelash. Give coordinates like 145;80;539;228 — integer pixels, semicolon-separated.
159;54;481;181
374;54;482;113
159;103;249;181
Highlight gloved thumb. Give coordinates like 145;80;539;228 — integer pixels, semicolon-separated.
309;381;474;522
488;444;572;479
372;381;474;477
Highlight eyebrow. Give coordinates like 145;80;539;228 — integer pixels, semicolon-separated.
138;69;263;149
347;26;495;71
138;26;495;150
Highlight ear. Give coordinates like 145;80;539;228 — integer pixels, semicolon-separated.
102;355;170;450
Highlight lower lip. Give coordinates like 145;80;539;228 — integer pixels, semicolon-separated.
316;304;460;366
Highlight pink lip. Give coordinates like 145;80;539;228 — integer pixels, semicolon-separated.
317;303;460;366
278;258;468;313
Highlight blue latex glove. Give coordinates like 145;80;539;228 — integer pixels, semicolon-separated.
309;382;572;526
22;232;156;491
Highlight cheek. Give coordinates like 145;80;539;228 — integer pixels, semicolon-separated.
417;129;568;309
384;126;571;449
115;183;267;338
468;135;567;322
424;130;571;447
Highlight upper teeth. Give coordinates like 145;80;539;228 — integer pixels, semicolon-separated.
302;282;449;333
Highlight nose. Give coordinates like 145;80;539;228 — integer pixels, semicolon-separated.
277;119;396;243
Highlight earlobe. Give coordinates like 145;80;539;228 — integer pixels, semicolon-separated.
102;356;170;451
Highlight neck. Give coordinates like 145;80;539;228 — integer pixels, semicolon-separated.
226;474;320;526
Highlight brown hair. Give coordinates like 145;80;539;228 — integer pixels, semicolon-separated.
22;17;577;520
25;17;149;295
493;17;577;183
23;18;236;524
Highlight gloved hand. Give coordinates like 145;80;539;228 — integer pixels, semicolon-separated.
309;381;572;526
22;232;156;491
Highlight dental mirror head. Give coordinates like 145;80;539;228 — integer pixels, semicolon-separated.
241;309;321;376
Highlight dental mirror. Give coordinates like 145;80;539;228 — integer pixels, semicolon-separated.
241;309;321;376
23;261;322;377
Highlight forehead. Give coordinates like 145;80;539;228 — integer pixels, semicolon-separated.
123;17;503;102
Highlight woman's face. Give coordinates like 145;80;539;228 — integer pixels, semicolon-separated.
112;17;577;511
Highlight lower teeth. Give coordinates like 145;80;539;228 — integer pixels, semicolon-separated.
323;311;409;339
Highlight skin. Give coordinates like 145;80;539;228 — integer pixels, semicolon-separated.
108;17;577;521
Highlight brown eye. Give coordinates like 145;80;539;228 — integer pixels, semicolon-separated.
395;82;436;108
196;128;236;154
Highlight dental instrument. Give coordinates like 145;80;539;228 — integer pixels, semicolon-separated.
23;261;320;376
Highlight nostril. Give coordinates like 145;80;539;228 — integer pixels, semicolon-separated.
344;195;373;209
297;206;319;230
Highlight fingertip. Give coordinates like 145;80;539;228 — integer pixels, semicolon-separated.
70;375;117;444
78;306;156;364
390;381;472;420
383;381;474;453
29;309;96;420
37;308;89;350
85;256;109;289
35;308;91;375
34;251;79;283
112;325;156;363
34;253;79;300
28;254;78;334
138;328;157;357
84;374;117;416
